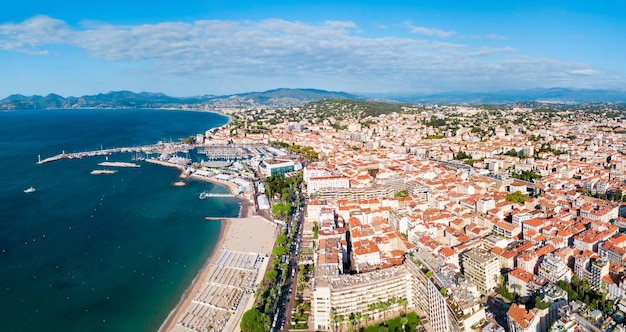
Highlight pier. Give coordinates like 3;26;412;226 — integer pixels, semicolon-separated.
36;142;191;165
205;193;236;198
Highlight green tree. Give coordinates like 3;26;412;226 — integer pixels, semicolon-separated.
511;169;541;181
534;296;551;310
272;246;287;257
503;148;519;157
271;203;292;217
363;313;370;327
611;188;623;202
455;150;472;160
506;190;530;203
336;315;344;332
276;234;288;246
281;187;292;202
264;269;278;281
240;308;269;332
401;298;409;315
355;312;363;330
394;190;409;198
400;317;409;331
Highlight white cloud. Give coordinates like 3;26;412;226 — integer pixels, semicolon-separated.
487;34;508;41
568;69;599;76
0;15;71;52
469;47;517;57
405;23;455;38
0;16;619;93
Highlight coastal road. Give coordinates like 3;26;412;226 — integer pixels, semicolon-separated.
280;208;304;331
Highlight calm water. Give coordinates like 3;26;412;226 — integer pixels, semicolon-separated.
0;109;240;331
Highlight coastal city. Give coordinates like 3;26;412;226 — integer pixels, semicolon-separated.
31;99;626;332
146;99;626;332
4;1;626;332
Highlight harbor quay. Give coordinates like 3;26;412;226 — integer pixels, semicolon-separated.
36;142;188;165
36;142;286;166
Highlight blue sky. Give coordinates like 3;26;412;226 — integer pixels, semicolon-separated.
1;0;624;97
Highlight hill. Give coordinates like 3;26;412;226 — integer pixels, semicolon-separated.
2;88;626;110
380;88;626;104
0;88;362;110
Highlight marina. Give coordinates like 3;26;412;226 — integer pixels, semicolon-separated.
35;142;192;165
36;143;285;167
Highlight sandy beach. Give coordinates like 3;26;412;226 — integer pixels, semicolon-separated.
159;216;278;332
159;167;277;332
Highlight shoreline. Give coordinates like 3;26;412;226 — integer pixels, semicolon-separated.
158;218;232;332
158;214;277;332
159;162;273;332
144;159;256;218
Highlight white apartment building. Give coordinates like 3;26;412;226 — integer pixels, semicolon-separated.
537;253;572;284
312;265;413;331
307;176;350;196
461;248;501;294
476;198;496;214
304;165;332;183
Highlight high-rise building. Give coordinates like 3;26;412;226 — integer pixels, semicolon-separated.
460;248;501;294
588;258;609;290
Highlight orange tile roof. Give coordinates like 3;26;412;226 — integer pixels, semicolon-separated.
524;218;546;228
508;304;538;329
440;247;455;257
509;268;534;283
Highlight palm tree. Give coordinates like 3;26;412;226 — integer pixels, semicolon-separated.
355;312;363;330
381;302;390;321
346;320;353;332
580;279;590;299
512;284;522;302
400;298;409;315
400;317;409;331
336;315;344;332
363;313;370;328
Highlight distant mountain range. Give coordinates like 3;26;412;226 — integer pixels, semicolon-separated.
378;88;626;104
0;88;360;110
1;87;625;110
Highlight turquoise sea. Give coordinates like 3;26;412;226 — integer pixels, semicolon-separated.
0;109;240;331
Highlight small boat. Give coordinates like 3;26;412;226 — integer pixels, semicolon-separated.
199;191;208;200
24;186;36;193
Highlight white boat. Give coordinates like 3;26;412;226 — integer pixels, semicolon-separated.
199;191;208;200
24;186;36;193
